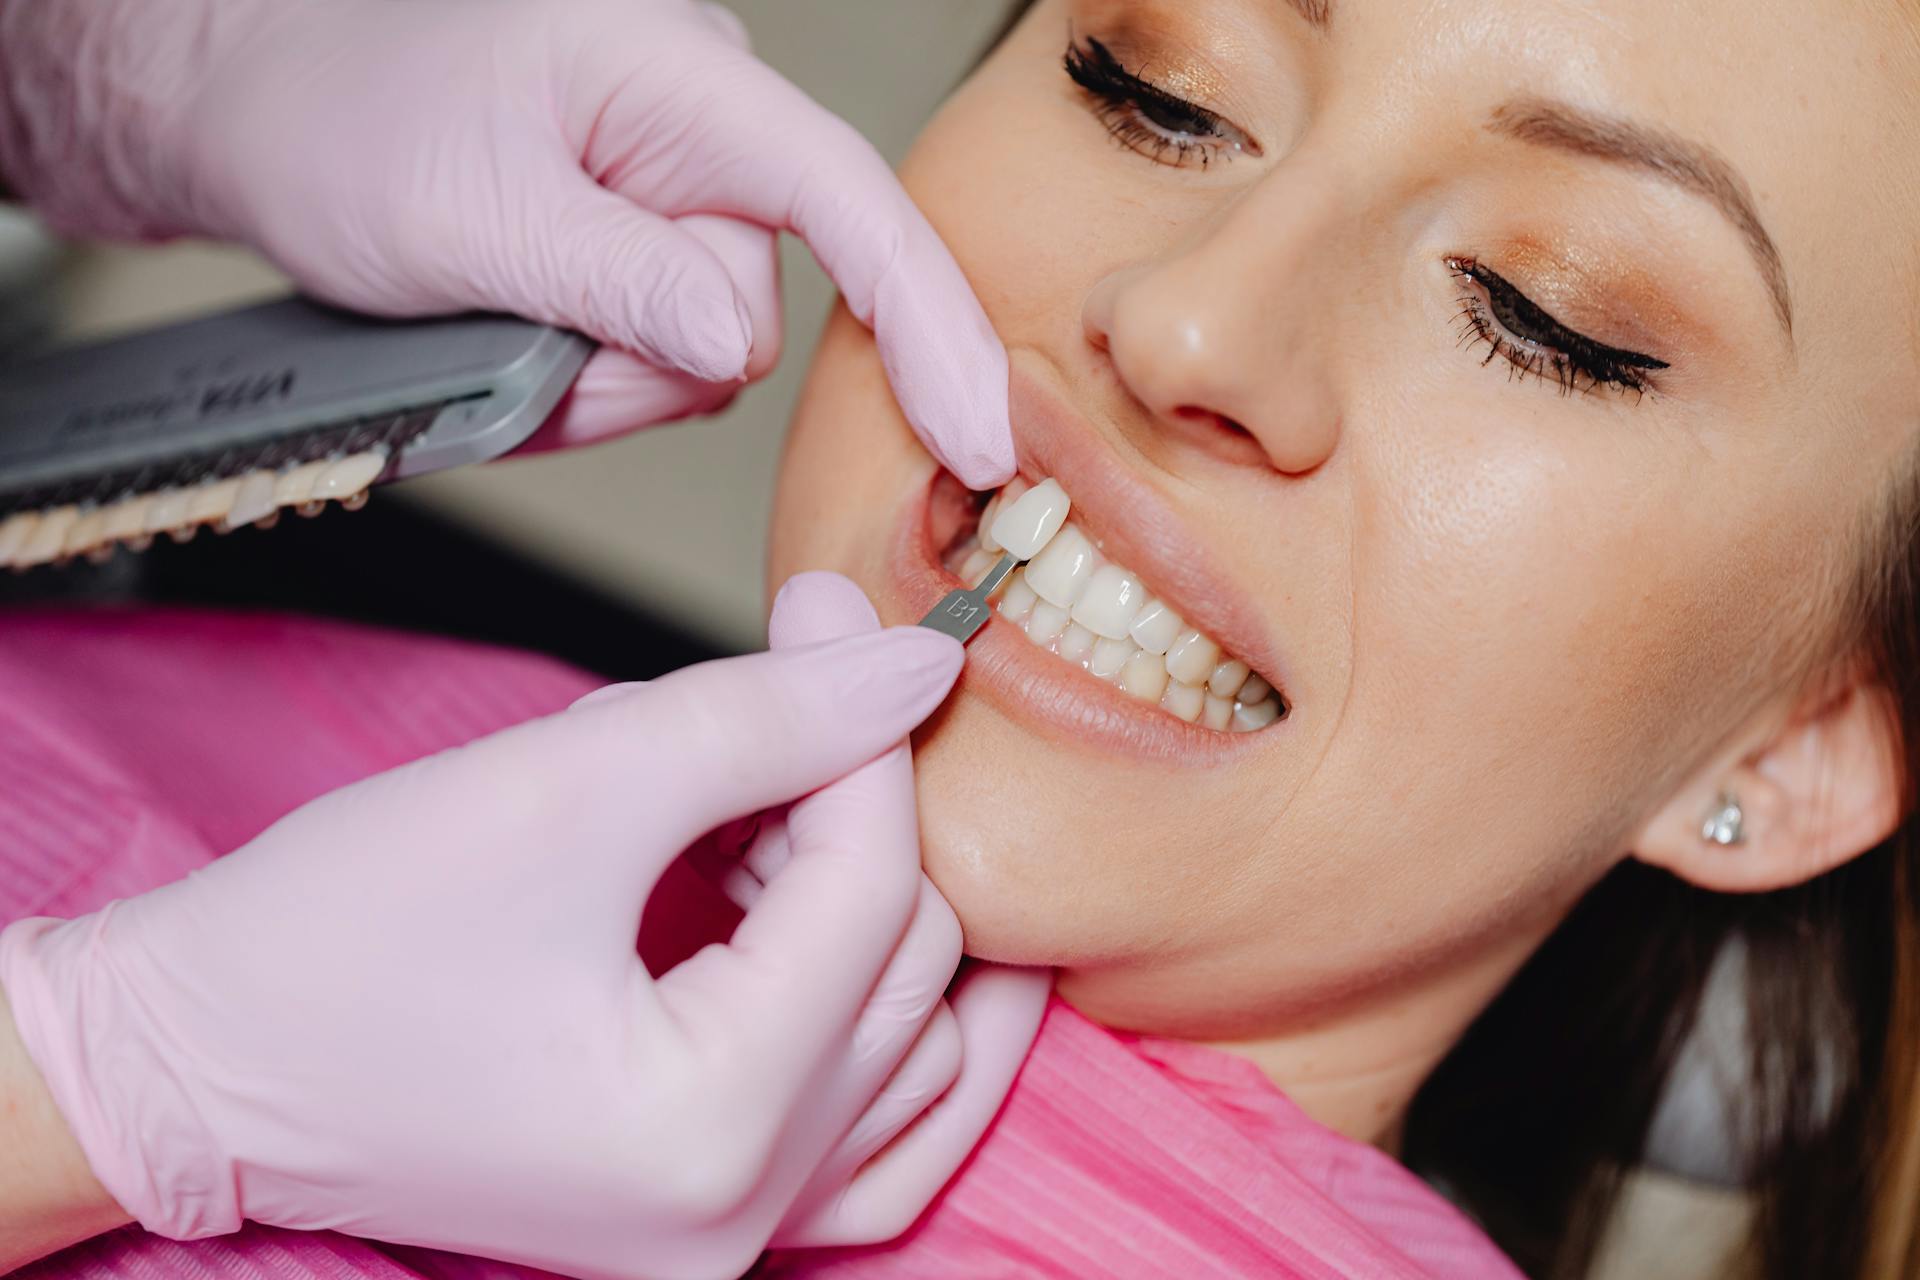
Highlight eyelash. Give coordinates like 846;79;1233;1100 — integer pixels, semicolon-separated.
1062;38;1672;401
1447;258;1670;398
1064;36;1252;169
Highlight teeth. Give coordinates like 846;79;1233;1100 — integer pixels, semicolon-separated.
185;478;243;528
945;474;1285;732
1089;635;1134;679
1208;659;1251;700
1058;622;1097;666
997;567;1038;624
1026;599;1070;646
1161;680;1205;723
144;489;191;535
1024;523;1098;607
1070;564;1145;639
989;477;1070;559
1127;599;1183;655
101;495;154;544
275;460;330;510
1164;629;1221;686
62;508;109;559
314;450;387;503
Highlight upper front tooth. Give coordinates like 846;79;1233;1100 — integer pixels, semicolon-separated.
1127;598;1183;655
1070;564;1145;639
1164;629;1221;685
989;478;1070;559
1023;523;1098;607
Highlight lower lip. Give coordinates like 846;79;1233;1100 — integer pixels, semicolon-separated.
888;469;1280;763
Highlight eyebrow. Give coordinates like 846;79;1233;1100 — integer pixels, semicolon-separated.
1488;97;1793;337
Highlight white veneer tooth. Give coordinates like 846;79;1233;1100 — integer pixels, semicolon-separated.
1058;623;1097;666
1207;659;1251;700
1089;635;1135;680
1023;523;1097;608
185;478;243;527
1233;698;1281;732
1120;649;1170;703
19;506;78;566
1025;599;1070;646
144;489;191;534
313;450;387;501
976;491;1004;553
997;567;1038;624
1165;629;1222;686
101;495;153;543
1162;680;1205;723
1202;694;1235;731
274;460;330;508
1128;598;1183;655
960;546;997;587
225;472;279;530
1069;564;1145;639
62;508;109;558
0;513;37;567
1237;673;1271;704
988;478;1070;559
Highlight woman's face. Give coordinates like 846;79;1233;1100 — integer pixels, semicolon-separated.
770;0;1920;1044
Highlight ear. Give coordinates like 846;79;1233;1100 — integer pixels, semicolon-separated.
1633;670;1905;892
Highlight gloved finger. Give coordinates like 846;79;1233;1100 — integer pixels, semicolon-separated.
522;169;753;383
781;998;963;1237
516;213;780;452
695;2;752;53
606;56;1014;488
568;680;650;712
774;961;1052;1247
570;622;961;879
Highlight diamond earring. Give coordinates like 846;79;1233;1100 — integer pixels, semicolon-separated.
1700;792;1745;847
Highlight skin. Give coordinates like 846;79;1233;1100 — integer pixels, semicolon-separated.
771;0;1920;1142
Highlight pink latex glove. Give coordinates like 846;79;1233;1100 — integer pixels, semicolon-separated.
0;577;1046;1279
0;0;1013;486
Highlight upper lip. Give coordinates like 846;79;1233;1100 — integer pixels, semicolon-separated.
1007;362;1290;703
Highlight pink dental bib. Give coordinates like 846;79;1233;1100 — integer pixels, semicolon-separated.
0;609;1519;1280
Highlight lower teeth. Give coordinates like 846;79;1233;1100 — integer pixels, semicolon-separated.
944;530;1284;732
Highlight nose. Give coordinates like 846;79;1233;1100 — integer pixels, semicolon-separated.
1081;183;1343;477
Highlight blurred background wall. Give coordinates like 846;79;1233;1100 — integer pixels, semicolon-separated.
14;1;1013;652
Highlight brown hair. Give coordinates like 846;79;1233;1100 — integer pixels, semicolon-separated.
977;4;1920;1273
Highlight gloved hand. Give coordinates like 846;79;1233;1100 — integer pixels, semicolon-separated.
0;575;1047;1280
0;0;1013;486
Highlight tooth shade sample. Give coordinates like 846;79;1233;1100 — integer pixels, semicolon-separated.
1089;635;1134;679
997;568;1038;624
19;506;78;565
1120;649;1169;702
102;496;154;542
0;513;36;566
989;478;1070;559
227;472;279;529
1070;564;1145;639
314;451;387;500
1208;659;1251;699
1165;630;1222;686
1202;694;1235;730
1026;599;1070;646
1128;599;1183;655
1058;623;1097;666
1234;698;1281;731
1024;524;1097;608
976;491;1004;553
62;508;109;557
186;478;243;526
275;460;330;507
1162;680;1205;723
144;489;191;534
1237;672;1272;704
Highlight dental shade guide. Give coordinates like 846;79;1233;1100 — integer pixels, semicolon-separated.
0;297;592;570
918;550;1021;645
